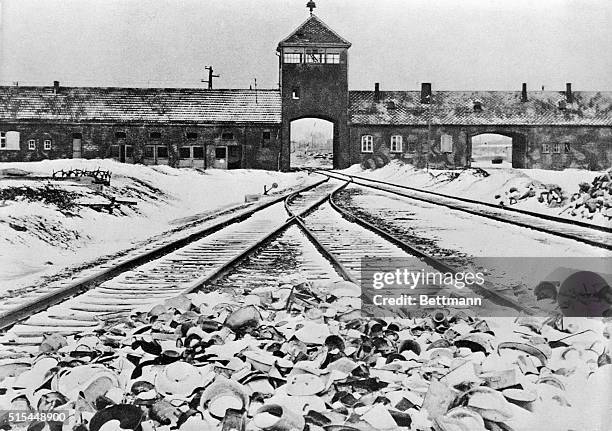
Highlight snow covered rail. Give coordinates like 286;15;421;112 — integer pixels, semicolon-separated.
315;170;612;250
285;182;534;316
327;186;535;315
0;179;329;334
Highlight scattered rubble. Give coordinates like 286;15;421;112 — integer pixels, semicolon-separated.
562;169;612;221
494;168;612;222
1;277;610;431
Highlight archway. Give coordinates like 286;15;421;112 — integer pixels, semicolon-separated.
290;118;334;169
469;132;527;168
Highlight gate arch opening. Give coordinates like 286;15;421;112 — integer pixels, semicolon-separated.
469;132;527;168
290;118;334;169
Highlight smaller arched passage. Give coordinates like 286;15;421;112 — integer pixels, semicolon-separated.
469;131;527;168
289;118;334;169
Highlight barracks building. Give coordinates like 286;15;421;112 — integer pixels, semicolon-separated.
1;9;611;171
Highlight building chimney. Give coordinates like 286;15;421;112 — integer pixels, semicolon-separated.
421;82;432;104
53;81;60;94
521;83;528;102
374;82;380;103
566;83;573;103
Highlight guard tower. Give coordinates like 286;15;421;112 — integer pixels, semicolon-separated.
277;2;351;170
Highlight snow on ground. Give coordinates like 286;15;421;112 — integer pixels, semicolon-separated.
344;160;610;227
0;159;310;294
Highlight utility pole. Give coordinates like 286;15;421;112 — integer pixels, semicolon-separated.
253;77;258;103
201;66;220;89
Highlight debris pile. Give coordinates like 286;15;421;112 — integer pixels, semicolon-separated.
562;169;612;221
52;169;112;186
0;279;611;431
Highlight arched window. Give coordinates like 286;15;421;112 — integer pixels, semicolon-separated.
361;135;373;153
390;135;403;153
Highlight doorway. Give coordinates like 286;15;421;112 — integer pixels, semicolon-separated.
72;133;82;158
290;118;334;169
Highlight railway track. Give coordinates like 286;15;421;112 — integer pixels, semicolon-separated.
315;170;612;250
0;180;355;350
1;178;536;352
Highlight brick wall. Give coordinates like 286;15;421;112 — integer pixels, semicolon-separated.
0;122;281;169
349;124;612;170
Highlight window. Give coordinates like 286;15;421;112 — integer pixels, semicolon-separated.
179;146;191;158
283;53;302;63
542;143;550;154
144;146;155;158
115;131;126;139
305;50;324;63
421;141;430;153
192;146;204;159
221;132;234;140
262;131;271;140
150;132;161;139
157;146;168;158
440;134;453;153
326;53;340;64
390;135;403;153
28;139;36;150
72;133;82;139
109;145;120;158
564;143;571;153
186;132;198;140
292;87;300;100
552;143;561;154
0;132;5;148
43;139;52;150
125;145;133;158
215;147;227;159
361;135;373;153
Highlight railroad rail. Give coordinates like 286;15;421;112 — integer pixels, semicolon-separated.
1;178;536;350
0;179;328;332
315;170;612;250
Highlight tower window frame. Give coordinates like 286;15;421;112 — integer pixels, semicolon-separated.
43;139;52;150
326;53;340;64
283;52;303;64
28;139;36;150
361;135;373;153
305;49;324;63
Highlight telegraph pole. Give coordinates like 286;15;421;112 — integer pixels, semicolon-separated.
201;66;220;89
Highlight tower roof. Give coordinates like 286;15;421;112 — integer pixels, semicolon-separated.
278;14;351;49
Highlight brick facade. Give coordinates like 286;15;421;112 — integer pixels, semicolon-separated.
349;124;612;170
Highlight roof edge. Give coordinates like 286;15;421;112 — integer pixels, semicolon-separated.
278;13;351;48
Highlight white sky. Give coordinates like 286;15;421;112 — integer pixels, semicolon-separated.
1;0;611;91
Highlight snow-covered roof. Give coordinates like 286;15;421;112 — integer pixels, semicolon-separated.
349;90;612;126
277;14;351;48
0;87;281;124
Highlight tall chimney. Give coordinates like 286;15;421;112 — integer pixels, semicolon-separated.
53;81;60;94
566;83;573;103
521;83;527;102
421;82;432;104
374;82;380;103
